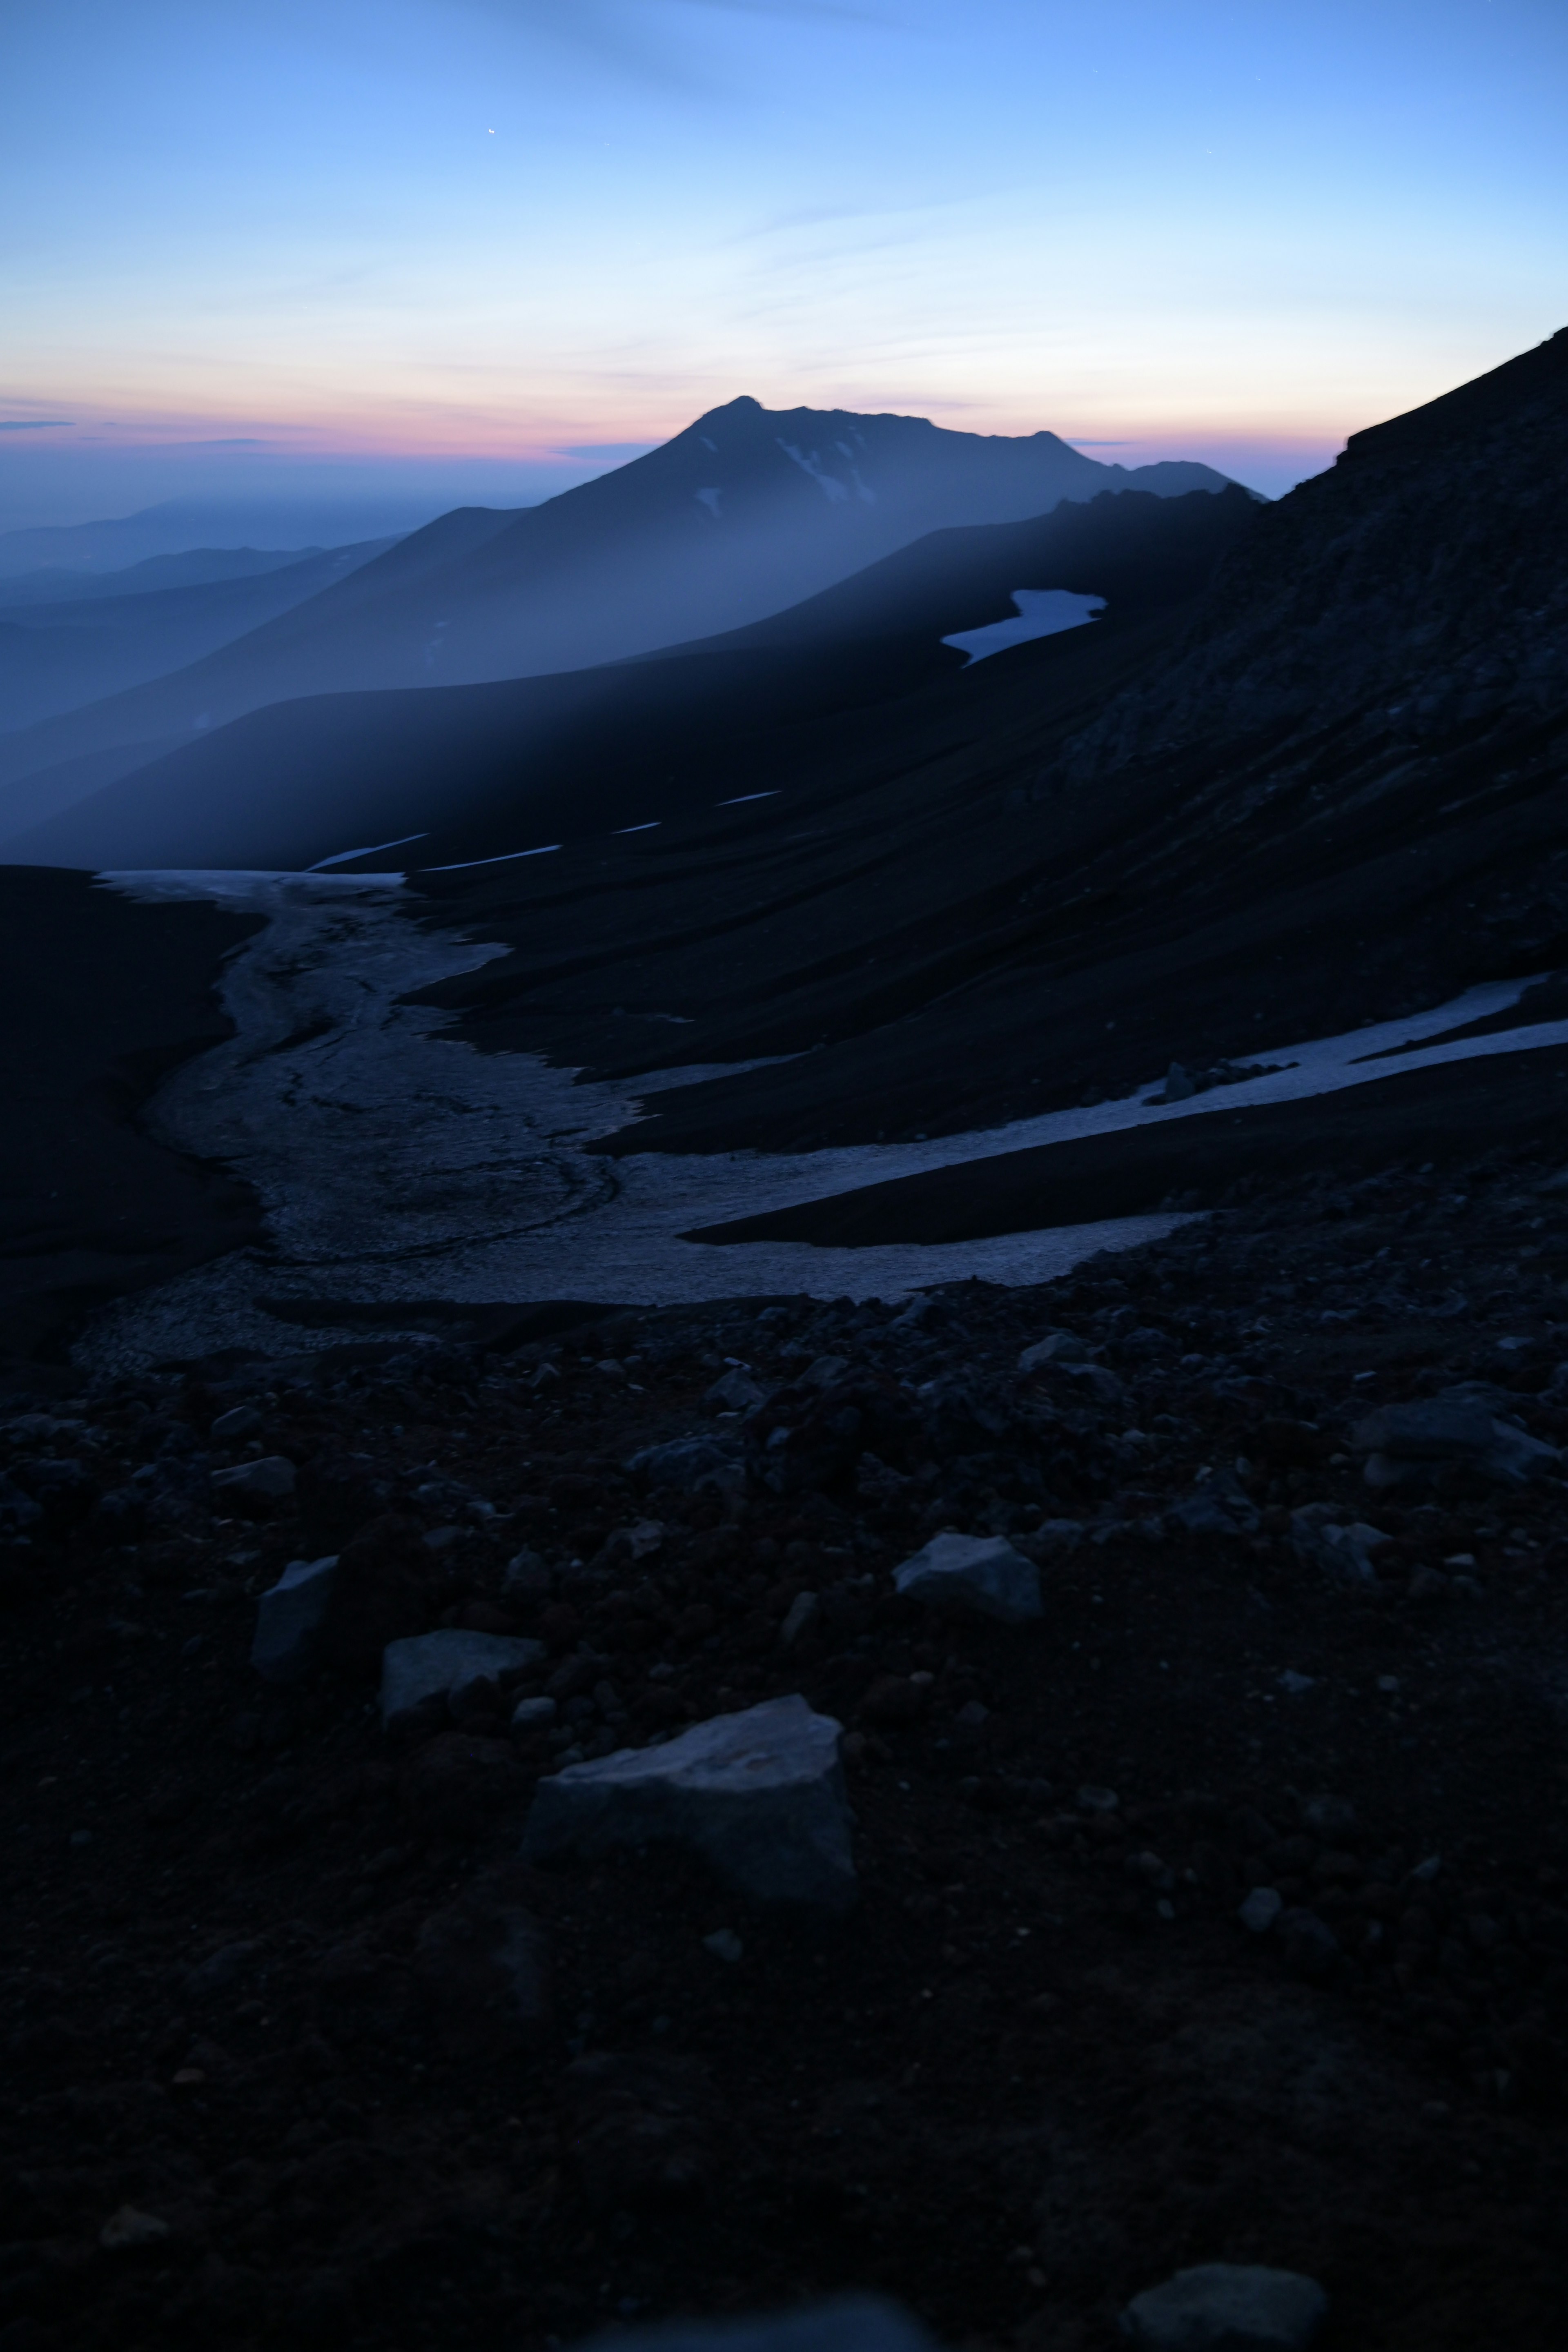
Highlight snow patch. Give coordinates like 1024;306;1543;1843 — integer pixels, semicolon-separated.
943;590;1105;666
776;441;850;504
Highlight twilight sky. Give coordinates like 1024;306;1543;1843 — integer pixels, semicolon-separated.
2;0;1565;532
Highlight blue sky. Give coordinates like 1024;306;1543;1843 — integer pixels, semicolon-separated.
2;0;1564;530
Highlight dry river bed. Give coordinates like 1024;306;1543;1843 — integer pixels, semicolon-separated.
2;1145;1568;2350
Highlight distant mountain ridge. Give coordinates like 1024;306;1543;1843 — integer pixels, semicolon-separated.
0;399;1239;819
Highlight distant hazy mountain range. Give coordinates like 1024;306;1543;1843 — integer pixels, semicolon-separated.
0;400;1241;839
0;539;398;735
0;545;342;607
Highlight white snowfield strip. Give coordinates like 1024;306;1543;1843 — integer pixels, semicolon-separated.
942;590;1105;666
80;871;1566;1370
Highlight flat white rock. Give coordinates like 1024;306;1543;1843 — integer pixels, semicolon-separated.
211;1454;296;1500
1120;2263;1327;2350
522;1693;855;1911
892;1532;1042;1624
250;1554;338;1684
381;1629;543;1731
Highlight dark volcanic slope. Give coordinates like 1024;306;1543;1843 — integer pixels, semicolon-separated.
2;489;1254;873
0;870;263;1366
0;403;1234;827
397;329;1568;1173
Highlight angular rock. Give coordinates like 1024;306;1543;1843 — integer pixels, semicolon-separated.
211;1404;263;1441
705;1368;771;1415
1059;1360;1128;1405
1290;1507;1390;1583
381;1628;543;1733
211;1454;296;1502
577;2298;934;2352
1018;1331;1091;1372
892;1531;1042;1624
780;1590;820;1645
628;1435;745;1496
511;1693;558;1730
1169;1469;1260;1537
1238;1887;1283;1934
250;1555;339;1684
1121;2264;1327;2350
522;1693;855;1911
100;2206;171;2252
1353;1399;1493;1460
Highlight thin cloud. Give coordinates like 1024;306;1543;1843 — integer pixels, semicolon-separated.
462;0;902;96
0;419;74;431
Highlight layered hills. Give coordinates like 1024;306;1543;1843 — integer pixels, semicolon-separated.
0;401;1236;833
3;486;1256;871
0;536;397;736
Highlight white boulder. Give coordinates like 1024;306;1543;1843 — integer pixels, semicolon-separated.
1120;2263;1327;2350
522;1693;855;1911
211;1454;296;1501
892;1531;1042;1624
250;1554;338;1684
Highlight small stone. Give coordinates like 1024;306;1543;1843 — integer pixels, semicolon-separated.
503;1547;552;1601
799;1355;850;1389
184;1937;266;2001
512;1694;558;1731
381;1629;543;1734
523;1693;855;1911
211;1404;263;1440
892;1532;1042;1625
1159;1062;1198;1104
1077;1784;1119;1813
1120;2263;1327;2350
703;1928;744;1963
1300;1793;1356;1837
210;1454;296;1501
250;1554;339;1685
1277;1670;1316;1695
780;1590;820;1644
1239;1887;1283;1933
100;2205;172;2251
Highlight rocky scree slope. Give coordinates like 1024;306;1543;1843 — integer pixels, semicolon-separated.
1066;326;1568;780
4;1146;1568;2347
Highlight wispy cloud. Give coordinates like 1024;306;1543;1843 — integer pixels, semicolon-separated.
0;419;74;431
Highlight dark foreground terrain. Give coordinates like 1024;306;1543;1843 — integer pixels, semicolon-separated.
4;1141;1568;2351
